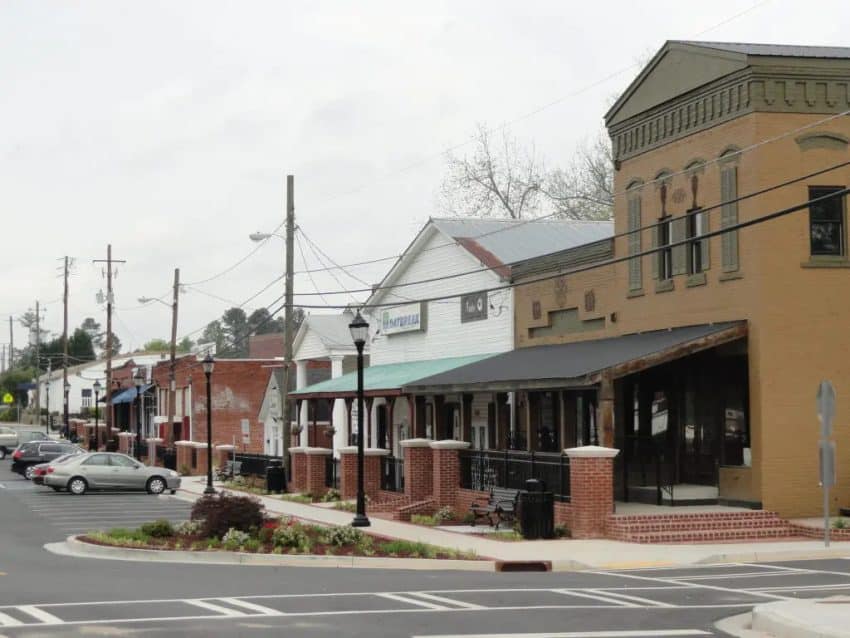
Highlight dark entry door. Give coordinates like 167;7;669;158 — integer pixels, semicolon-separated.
376;405;388;449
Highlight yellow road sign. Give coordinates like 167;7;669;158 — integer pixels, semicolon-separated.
2;393;13;404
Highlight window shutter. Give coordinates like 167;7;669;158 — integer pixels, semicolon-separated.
700;210;710;271
627;197;642;290
651;221;659;280
671;216;687;276
721;167;739;272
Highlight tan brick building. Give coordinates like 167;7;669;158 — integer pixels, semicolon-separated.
408;41;850;519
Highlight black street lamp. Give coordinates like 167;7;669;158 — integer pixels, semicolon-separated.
133;369;145;461
92;380;102;452
349;311;370;528
202;354;216;495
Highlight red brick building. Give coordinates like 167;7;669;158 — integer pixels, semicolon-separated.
151;355;277;453
248;333;284;359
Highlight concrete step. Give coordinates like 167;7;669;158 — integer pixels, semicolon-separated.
608;515;787;534
612;525;796;544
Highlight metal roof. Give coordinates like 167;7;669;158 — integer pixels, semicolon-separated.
404;323;746;392
674;41;850;59
430;218;613;267
289;353;495;398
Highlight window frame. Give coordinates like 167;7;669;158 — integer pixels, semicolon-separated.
657;215;673;280
686;207;706;274
809;186;846;257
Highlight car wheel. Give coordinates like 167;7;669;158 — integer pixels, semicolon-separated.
24;466;36;481
146;477;166;495
68;477;88;495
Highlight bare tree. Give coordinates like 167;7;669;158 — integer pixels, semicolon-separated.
440;123;543;219
545;132;613;221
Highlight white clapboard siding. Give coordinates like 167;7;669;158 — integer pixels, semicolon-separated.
295;325;334;361
367;227;513;366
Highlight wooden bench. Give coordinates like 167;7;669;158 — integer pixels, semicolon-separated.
216;460;243;482
470;487;520;529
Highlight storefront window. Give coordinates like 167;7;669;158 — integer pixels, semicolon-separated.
538;392;558;452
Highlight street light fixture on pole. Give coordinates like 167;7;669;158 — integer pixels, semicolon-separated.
92;379;102;451
349;311;370;528
202;354;216;495
133;369;145;461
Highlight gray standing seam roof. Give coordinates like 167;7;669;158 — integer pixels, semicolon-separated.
675;41;850;59
430;218;613;266
404;322;745;391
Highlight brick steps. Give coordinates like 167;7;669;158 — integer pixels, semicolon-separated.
607;510;797;543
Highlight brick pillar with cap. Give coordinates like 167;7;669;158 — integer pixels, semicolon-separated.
430;440;469;509
289;447;306;492
401;439;433;502
304;448;332;496
565;445;619;539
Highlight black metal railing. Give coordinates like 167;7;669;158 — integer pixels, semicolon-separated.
381;455;404;492
621;435;675;505
235;452;279;477
459;449;570;502
325;456;340;489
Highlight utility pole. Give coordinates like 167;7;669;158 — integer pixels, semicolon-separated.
93;245;125;434
62;256;70;437
34;300;41;428
167;268;180;443
45;359;52;432
8;316;13;369
280;175;295;480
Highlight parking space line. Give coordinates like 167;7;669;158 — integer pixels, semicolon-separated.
377;593;450;610
18;605;62;624
586;570;792;602
407;592;486;610
218;598;284;615
589;590;675;608
552;589;638;607
184;600;245;617
0;611;22;627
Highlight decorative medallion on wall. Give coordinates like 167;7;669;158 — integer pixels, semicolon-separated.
554;276;568;307
672;187;687;204
584;289;596;313
532;301;541;320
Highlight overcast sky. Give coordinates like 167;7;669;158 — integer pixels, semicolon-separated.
2;0;848;353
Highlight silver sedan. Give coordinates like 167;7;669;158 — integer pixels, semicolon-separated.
45;452;182;495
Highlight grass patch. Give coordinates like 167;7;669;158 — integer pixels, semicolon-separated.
333;501;356;512
410;514;438;526
278;493;313;504
488;530;524;542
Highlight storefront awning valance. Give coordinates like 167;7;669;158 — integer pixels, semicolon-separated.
289;354;496;400
403;322;747;394
110;384;154;404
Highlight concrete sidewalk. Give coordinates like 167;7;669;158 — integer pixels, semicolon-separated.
718;597;850;637
178;478;850;570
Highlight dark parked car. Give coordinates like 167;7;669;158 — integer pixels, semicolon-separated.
11;441;84;480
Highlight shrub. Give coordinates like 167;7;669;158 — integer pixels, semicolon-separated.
435;506;455;523
834;518;847;530
321;488;341;502
175;520;204;536
140;519;174;538
222;527;251;549
462;512;476;525
258;527;275;544
243;538;261;552
272;524;309;551
411;514;437;526
379;540;436;558
106;527;150;543
554;524;570;538
179;464;192;476
190;493;265;539
322;525;364;547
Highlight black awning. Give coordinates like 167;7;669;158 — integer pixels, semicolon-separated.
403;322;746;393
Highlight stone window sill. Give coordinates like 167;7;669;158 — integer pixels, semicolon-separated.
686;272;707;287
801;257;850;269
654;279;674;294
626;289;645;299
719;271;743;282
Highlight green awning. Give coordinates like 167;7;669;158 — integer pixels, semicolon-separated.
289;354;496;399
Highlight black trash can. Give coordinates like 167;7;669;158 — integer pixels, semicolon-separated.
266;459;285;494
519;478;555;540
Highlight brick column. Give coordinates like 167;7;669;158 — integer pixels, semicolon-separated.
192;442;209;477
215;444;235;470
289;447;307;492
118;432;134;455
174;441;193;474
564;445;619;539
401;438;433;502
147;438;163;466
338;446;357;500
364;448;389;497
304;447;332;496
429;440;469;509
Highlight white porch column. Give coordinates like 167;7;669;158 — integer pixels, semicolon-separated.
330;355;346;457
295;360;309;446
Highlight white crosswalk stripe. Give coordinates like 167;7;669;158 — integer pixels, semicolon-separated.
184;600;245;617
17;605;63;624
0;611;23;627
218;598;284;615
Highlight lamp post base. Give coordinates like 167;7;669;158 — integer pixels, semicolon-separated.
351;513;371;527
203;485;217;495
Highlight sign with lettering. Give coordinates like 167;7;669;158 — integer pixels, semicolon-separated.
460;292;488;323
381;303;425;336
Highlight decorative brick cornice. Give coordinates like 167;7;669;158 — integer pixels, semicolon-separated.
609;69;850;162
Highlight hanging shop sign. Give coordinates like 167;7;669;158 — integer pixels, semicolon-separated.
381;302;425;336
460;291;488;323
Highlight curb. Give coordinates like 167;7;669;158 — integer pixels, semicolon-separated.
697;547;850;565
48;536;496;572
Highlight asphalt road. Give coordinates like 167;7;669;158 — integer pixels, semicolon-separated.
3;461;850;637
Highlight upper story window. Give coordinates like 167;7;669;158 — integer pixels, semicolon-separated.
809;186;846;256
626;181;643;292
719;153;740;273
687;208;706;274
658;214;673;280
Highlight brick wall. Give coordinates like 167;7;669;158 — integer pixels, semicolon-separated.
430;442;468;508
305;451;330;496
290;449;306;491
